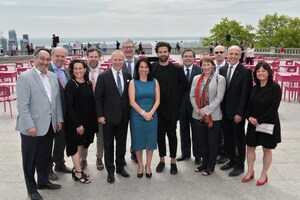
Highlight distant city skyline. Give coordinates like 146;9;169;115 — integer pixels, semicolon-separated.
0;0;299;39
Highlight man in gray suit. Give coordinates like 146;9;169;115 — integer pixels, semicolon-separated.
16;48;63;200
48;47;72;181
121;39;139;163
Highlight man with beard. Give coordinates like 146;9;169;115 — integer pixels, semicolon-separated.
152;42;189;174
80;48;105;171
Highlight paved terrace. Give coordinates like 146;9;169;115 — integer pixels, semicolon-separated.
1;55;300;200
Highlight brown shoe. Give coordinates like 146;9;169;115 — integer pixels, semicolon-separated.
49;168;59;181
96;158;104;171
54;164;72;173
80;160;87;170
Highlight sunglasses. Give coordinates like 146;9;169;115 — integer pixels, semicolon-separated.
214;51;224;54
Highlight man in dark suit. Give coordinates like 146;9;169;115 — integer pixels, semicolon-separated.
16;48;63;200
219;45;252;177
95;50;131;184
152;42;189;175
121;39;139;163
48;47;72;181
176;49;202;164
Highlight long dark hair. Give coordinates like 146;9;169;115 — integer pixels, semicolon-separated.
134;58;154;81
253;62;273;85
68;59;90;82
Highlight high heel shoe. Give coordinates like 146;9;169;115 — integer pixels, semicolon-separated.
74;171;91;184
137;172;143;178
242;171;254;183
145;165;152;178
256;175;268;186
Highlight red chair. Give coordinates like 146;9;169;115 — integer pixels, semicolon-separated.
0;86;17;118
285;60;294;65
286;66;297;73
28;60;34;67
284;74;300;102
15;62;24;68
0;65;8;71
17;68;28;75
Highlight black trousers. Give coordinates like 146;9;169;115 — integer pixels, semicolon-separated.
52;126;66;167
103;121;128;175
21;125;54;194
196;120;221;170
157;116;178;158
222;118;246;169
179;109;201;159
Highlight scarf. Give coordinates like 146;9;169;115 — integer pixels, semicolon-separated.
195;73;213;128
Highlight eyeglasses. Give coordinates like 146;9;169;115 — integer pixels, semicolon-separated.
123;46;134;49
214;51;224;54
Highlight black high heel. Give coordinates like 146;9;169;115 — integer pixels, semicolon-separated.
145;165;152;178
137;172;143;178
74;171;91;184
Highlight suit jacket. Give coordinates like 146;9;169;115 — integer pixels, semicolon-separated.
190;73;226;121
219;63;252;120
122;57;139;78
95;68;131;124
15;68;63;136
181;64;202;114
48;63;71;117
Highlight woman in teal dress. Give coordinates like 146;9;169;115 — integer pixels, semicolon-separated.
129;58;160;178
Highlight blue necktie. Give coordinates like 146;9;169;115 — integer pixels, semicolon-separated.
127;61;132;76
117;72;122;95
186;68;190;81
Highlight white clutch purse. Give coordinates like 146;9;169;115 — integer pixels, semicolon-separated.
255;123;274;135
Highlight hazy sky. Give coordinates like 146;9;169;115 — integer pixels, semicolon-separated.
0;0;299;39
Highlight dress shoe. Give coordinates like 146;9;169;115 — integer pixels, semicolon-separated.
107;174;115;184
195;164;206;172
137;172;143;178
242;171;254;183
194;157;202;165
170;163;178;175
54;164;72;173
28;192;43;200
116;168;130;177
229;167;245;177
96;158;104;171
131;153;138;163
256;175;268;186
220;161;235;171
80;160;87;170
48;169;59;181
176;155;190;161
156;162;165;173
216;156;229;164
38;182;62;190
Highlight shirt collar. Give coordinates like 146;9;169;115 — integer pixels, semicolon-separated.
34;66;48;76
51;61;65;71
111;67;122;75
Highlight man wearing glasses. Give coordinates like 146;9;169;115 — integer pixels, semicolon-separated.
213;45;228;75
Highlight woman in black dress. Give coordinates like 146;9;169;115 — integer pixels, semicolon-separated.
242;62;282;186
65;59;98;184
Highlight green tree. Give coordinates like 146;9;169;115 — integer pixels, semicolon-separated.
201;18;255;47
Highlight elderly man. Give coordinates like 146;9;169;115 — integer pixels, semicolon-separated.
48;47;72;181
219;45;252;177
80;47;105;171
16;48;63;200
95;50;131;184
177;49;202;164
121;39;139;163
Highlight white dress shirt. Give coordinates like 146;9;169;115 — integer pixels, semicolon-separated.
111;67;124;93
34;67;52;102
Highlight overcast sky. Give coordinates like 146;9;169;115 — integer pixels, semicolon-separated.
0;0;299;39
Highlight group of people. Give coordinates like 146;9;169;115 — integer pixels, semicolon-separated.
16;40;281;200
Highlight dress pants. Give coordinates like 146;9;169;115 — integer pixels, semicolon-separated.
52;126;66;167
196;120;221;170
222;118;246;169
179;108;201;159
157;116;177;158
103;121;128;175
21;125;54;194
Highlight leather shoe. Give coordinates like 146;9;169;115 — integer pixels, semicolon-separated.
176;155;190;161
229;167;245;177
156;162;165;173
107;174;115;184
38;182;61;190
96;158;104;171
116;168;130;177
54;164;72;173
170;163;178;175
220;161;235;171
194;157;202;165
28;192;43;200
48;169;59;181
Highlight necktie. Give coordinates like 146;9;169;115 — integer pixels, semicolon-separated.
117;72;122;95
127;61;132;75
186;68;190;81
58;68;65;88
91;69;96;91
227;66;233;88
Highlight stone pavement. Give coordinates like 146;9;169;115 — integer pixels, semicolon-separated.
1;55;300;200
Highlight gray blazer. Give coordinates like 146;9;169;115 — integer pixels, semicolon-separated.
190;73;226;121
15;68;63;136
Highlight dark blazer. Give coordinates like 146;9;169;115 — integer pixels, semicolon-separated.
152;62;189;121
219;63;252;120
95;68;131;124
122;57;139;79
48;64;71;117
